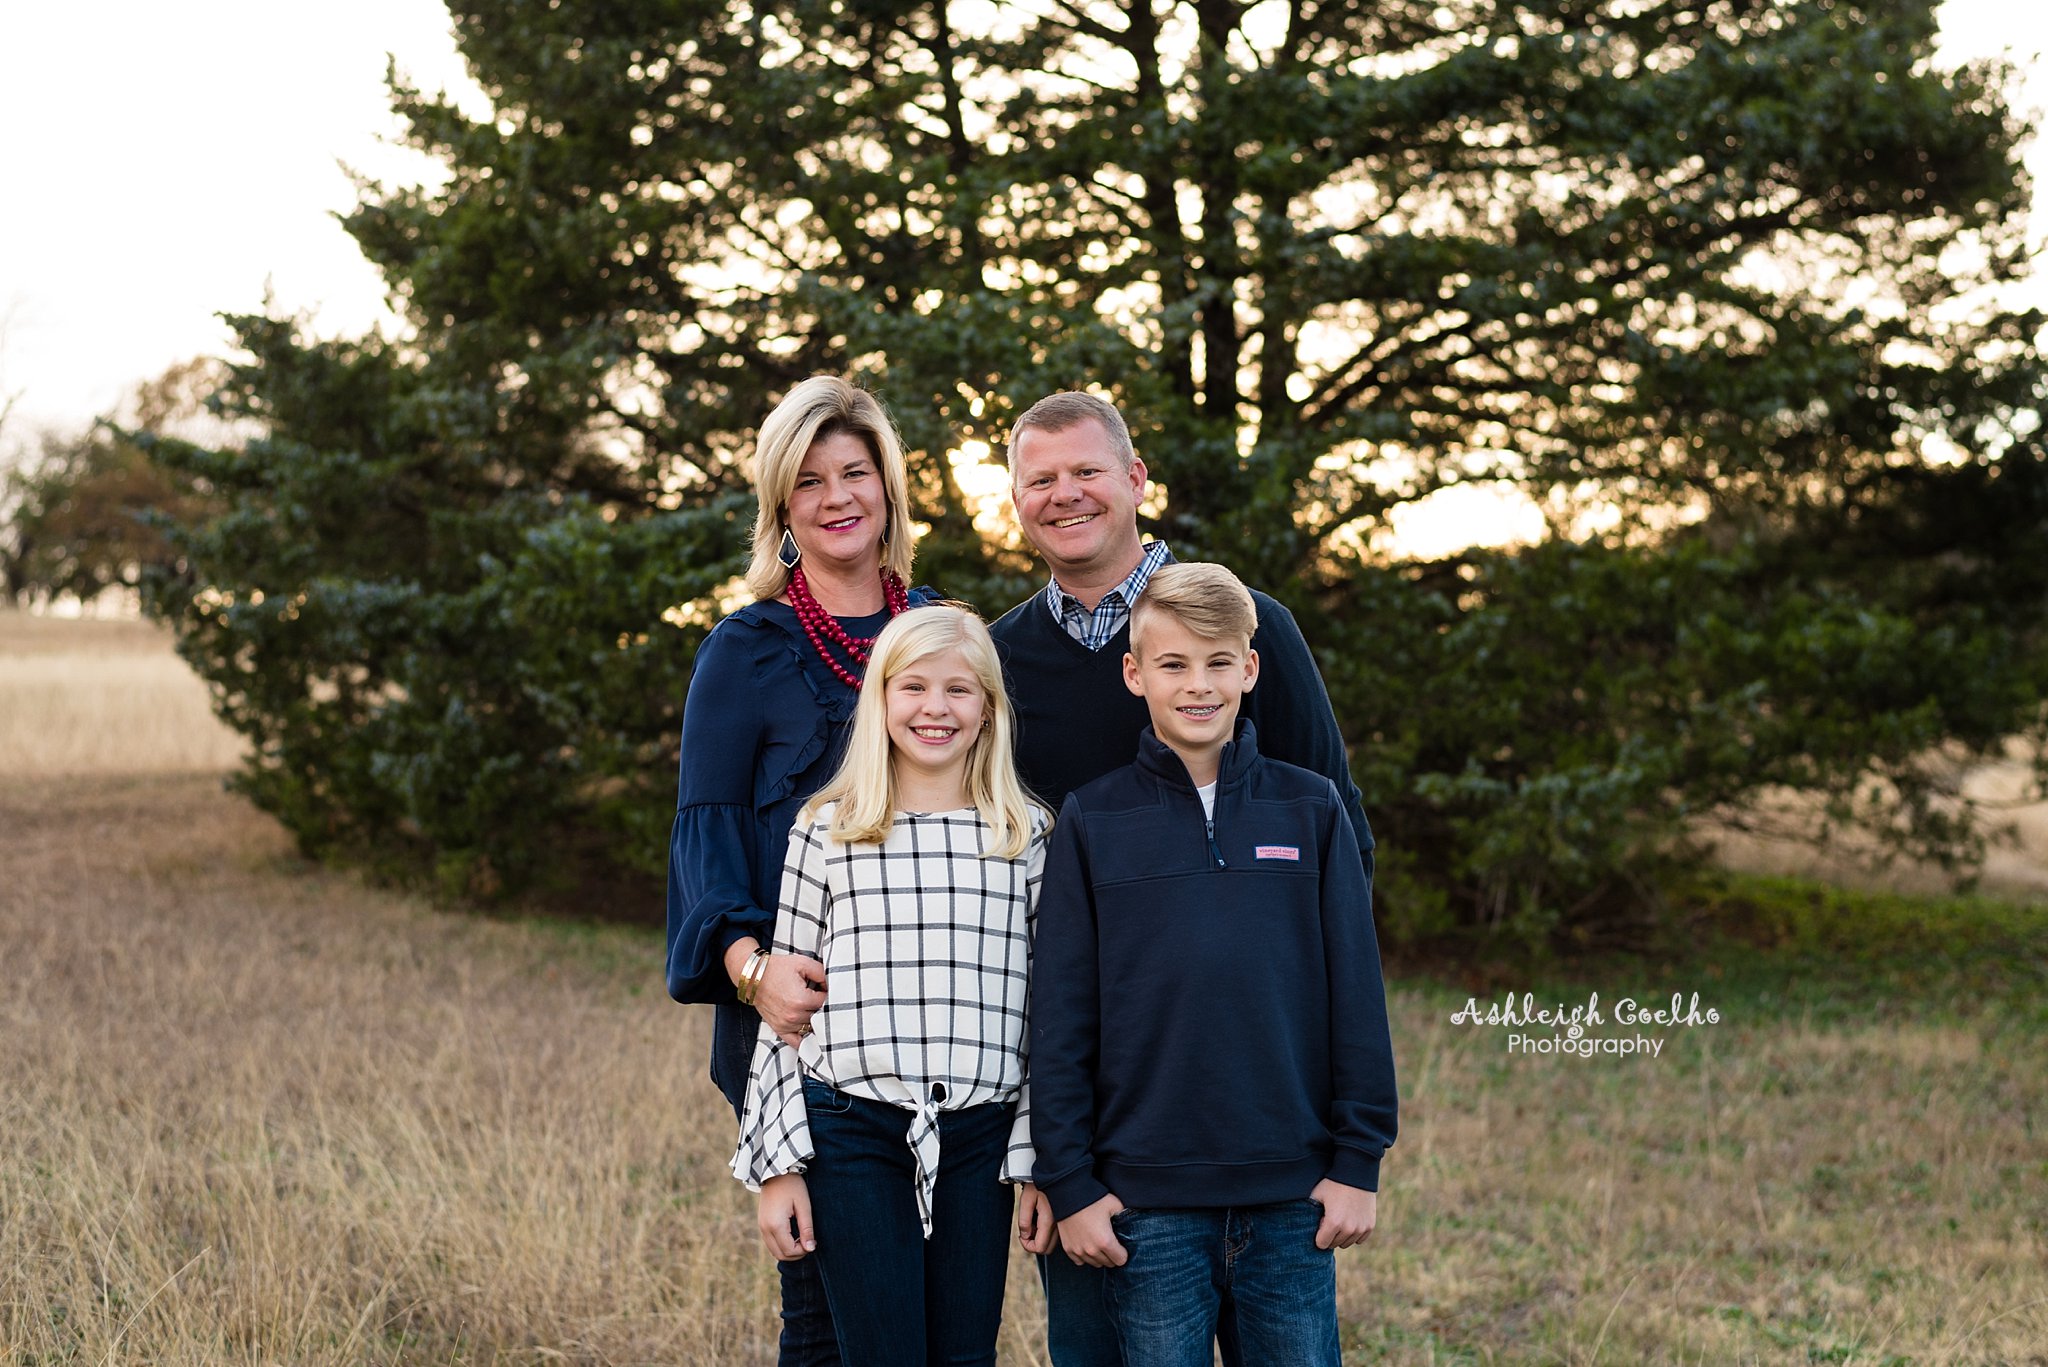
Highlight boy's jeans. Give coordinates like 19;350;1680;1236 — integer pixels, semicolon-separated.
1104;1201;1339;1367
800;1078;1016;1367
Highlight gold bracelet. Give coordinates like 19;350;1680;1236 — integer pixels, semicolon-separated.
736;948;769;1006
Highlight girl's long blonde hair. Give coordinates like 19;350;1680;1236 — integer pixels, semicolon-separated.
801;605;1044;858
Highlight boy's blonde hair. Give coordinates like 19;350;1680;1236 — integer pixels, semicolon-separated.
744;375;918;602
1130;562;1257;656
801;605;1044;858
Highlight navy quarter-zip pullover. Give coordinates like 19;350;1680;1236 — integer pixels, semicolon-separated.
1029;722;1399;1221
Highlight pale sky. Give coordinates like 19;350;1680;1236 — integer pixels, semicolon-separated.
0;2;482;437
0;0;2041;458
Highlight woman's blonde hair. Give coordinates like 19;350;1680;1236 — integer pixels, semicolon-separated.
744;375;918;601
801;605;1044;858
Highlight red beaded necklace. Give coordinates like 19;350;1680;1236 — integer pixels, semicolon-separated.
785;564;911;689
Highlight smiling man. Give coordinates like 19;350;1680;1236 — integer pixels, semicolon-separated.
987;391;1377;1367
990;392;1370;857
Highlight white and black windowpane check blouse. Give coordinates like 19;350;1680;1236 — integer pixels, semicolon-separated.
731;804;1050;1235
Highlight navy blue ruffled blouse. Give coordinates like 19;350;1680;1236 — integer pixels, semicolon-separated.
666;593;934;1108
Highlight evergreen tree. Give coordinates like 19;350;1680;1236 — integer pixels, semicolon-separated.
140;0;2047;931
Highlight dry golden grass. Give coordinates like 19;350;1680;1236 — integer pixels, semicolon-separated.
1371;1001;2048;1363
0;772;780;1365
0;610;244;776
1709;750;2048;904
3;614;2044;1364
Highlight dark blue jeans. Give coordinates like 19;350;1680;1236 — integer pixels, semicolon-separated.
801;1079;1016;1367
1104;1201;1337;1367
714;1002;840;1367
1038;1246;1242;1367
1039;1251;1123;1367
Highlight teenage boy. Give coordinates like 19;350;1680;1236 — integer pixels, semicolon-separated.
1029;563;1399;1367
991;391;1374;1366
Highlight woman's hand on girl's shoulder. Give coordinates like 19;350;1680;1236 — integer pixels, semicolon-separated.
759;1174;816;1260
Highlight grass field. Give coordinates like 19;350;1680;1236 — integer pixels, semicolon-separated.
0;612;244;776
3;611;2045;1364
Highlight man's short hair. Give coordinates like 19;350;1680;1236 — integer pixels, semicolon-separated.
1006;391;1136;472
1131;562;1257;656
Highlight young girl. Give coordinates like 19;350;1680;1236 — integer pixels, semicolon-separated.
731;604;1057;1367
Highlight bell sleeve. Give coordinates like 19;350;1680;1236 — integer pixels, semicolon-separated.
665;626;774;1003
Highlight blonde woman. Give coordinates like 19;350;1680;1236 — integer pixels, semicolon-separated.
665;375;926;1366
732;606;1057;1367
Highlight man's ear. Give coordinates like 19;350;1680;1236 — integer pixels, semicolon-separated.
1242;646;1260;692
1123;650;1145;697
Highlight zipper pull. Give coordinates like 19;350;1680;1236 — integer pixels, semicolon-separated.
1206;818;1226;869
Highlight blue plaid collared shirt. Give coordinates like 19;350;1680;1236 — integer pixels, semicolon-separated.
1043;539;1174;651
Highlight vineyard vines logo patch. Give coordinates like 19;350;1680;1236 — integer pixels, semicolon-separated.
1254;845;1301;861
